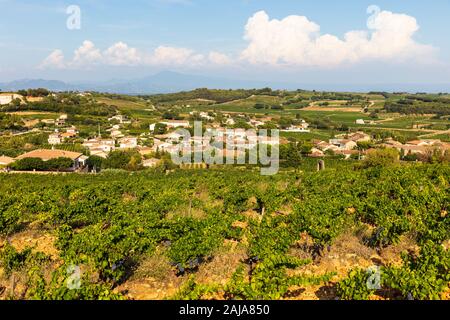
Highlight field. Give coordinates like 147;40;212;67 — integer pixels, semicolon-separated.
0;88;448;301
4;90;448;144
96;97;148;112
0;163;448;300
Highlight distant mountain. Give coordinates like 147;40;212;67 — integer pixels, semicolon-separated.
1;72;448;94
0;72;279;95
0;79;81;92
90;71;280;94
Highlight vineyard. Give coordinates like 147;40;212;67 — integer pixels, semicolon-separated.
0;163;448;300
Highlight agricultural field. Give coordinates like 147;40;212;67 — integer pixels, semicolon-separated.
3;89;448;142
280;130;332;142
0;162;448;301
0;88;449;301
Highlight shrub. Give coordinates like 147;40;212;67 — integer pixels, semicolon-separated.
102;150;142;171
10;157;74;171
361;148;400;168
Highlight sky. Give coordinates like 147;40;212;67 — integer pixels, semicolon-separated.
1;0;450;89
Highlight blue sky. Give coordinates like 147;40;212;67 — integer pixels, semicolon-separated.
1;0;450;88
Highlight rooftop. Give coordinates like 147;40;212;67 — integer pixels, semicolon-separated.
16;149;83;161
0;156;15;165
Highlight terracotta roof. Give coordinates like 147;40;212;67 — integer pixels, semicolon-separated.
406;140;422;145
0;156;15;165
349;133;369;140
61;132;76;138
16;149;83;161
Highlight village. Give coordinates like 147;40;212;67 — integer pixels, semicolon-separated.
0;105;448;172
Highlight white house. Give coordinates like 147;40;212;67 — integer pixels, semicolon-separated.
150;120;190;131
108;115;131;124
347;132;371;143
56;115;67;127
83;139;116;154
199;112;215;121
110;129;124;138
0;93;23;105
281;125;310;133
66;126;78;135
356;119;366;125
48;132;62;145
315;141;341;152
225;118;236;126
162;120;190;129
119;137;138;149
190;111;215;121
329;139;357;151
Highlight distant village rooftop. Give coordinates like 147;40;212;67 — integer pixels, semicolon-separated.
16;149;83;161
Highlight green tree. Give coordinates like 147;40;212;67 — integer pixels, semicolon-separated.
10;158;46;171
361;148;400;168
154;123;168;135
103;150;142;171
45;157;74;171
86;156;104;171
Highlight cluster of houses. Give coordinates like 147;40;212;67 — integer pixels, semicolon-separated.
81;136;139;158
151;127;280;159
281;120;310;133
41;114;68;127
2;104;448;173
381;138;450;156
149;117;310;132
310;131;449;159
48;126;79;145
79;114;139;158
311;132;371;158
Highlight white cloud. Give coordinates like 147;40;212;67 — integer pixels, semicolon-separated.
71;40;102;67
208;51;232;65
39;43;209;69
103;42;142;66
38;7;437;71
240;9;436;67
39;49;66;69
147;46;204;66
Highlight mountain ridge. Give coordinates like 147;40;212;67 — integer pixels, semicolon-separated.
0;71;277;94
1;71;449;94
